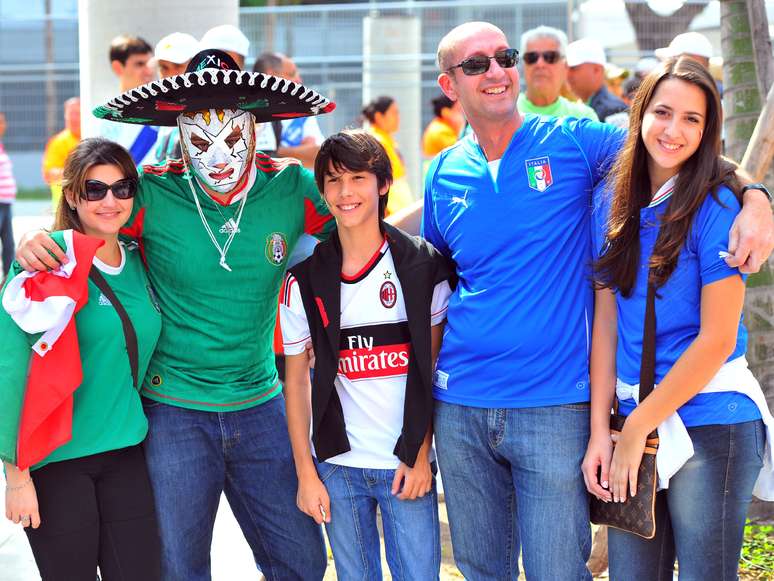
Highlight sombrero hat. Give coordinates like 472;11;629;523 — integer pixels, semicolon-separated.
93;49;335;127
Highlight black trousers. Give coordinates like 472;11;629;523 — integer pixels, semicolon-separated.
25;444;161;581
0;202;14;276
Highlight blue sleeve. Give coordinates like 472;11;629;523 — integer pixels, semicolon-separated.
692;186;746;286
420;154;450;257
563;118;626;187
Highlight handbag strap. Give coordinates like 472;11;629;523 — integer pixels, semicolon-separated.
88;267;140;390
638;281;657;403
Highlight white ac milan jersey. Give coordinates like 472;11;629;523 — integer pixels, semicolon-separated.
281;239;451;468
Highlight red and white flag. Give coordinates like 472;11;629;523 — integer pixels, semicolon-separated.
2;230;103;469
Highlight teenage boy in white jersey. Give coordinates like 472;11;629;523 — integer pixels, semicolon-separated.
281;129;455;579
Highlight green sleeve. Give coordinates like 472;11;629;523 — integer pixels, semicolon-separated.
0;267;34;465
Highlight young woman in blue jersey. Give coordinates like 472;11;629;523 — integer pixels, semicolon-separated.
281;130;453;580
2;138;162;580
583;57;772;579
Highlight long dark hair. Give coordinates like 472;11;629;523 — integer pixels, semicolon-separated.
54;138;138;232
595;57;740;296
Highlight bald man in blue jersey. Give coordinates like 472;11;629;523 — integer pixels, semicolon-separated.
422;21;774;580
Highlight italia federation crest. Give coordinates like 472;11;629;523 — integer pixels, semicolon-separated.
525;156;553;192
265;232;288;266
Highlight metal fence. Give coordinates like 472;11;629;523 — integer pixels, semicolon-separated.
0;1;767;160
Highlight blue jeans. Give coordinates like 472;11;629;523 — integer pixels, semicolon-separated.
318;460;441;581
434;400;592;581
608;420;765;581
142;394;326;581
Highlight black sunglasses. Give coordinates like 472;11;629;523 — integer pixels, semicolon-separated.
523;50;563;65
447;48;520;76
81;178;138;202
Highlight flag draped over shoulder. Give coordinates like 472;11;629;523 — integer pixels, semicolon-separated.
1;230;103;469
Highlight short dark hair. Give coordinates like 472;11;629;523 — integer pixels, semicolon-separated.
314;129;393;220
253;51;284;74
431;94;454;118
56;138;138;232
361;96;395;124
109;35;152;65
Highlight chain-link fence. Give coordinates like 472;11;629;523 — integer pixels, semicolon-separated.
1;0;770;185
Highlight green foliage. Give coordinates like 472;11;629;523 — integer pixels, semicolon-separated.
739;521;774;579
16;187;50;200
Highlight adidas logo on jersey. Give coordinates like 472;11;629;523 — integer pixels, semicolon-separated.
98;293;112;306
219;218;241;234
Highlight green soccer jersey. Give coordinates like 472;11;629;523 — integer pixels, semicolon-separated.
0;234;162;469
123;154;334;410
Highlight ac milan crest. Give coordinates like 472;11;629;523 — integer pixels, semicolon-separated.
380;281;397;308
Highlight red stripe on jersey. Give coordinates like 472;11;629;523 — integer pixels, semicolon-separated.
315;296;329;328
143;160;185;175
304;198;334;237
341;238;387;282
119;207;148;267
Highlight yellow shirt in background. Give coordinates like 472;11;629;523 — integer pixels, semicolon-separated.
422;117;458;158
367;125;413;216
42;129;79;207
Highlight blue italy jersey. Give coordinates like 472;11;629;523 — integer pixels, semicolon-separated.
593;182;760;427
422;115;624;408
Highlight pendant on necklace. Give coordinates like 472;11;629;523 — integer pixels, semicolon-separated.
219;257;232;272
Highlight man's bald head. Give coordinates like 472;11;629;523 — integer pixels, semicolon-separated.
436;22;507;72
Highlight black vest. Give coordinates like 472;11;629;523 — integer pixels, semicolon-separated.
289;223;456;467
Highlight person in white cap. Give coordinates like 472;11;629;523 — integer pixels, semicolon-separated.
199;24;250;69
566;38;628;125
152;32;200;162
655;31;713;68
153;32;199;79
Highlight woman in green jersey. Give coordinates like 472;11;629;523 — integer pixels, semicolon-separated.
1;138;162;580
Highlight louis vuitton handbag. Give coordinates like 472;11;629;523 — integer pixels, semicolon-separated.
590;282;659;539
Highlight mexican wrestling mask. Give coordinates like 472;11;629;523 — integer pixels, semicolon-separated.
179;108;255;194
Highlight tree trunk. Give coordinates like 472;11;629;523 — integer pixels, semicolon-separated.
625;2;708;52
723;0;774;523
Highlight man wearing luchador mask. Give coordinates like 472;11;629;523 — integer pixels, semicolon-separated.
16;49;336;581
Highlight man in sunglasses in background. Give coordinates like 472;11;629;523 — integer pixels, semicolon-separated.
517;25;598;121
422;21;774;581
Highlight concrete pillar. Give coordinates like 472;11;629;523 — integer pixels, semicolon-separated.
77;0;239;137
363;15;422;201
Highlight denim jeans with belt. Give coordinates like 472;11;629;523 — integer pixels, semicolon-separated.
608;419;765;581
318;460;441;581
434;400;593;581
141;394;326;581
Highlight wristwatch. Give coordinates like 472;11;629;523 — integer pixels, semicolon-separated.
740;183;772;202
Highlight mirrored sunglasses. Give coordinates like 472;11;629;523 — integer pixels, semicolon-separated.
82;178;138;202
523;50;563;65
447;48;520;76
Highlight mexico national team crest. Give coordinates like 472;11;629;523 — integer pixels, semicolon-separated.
525;156;553;192
380;281;397;308
265;232;288;266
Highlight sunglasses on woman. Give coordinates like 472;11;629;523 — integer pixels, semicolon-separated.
81;178;138;202
522;50;563;65
447;48;520;76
